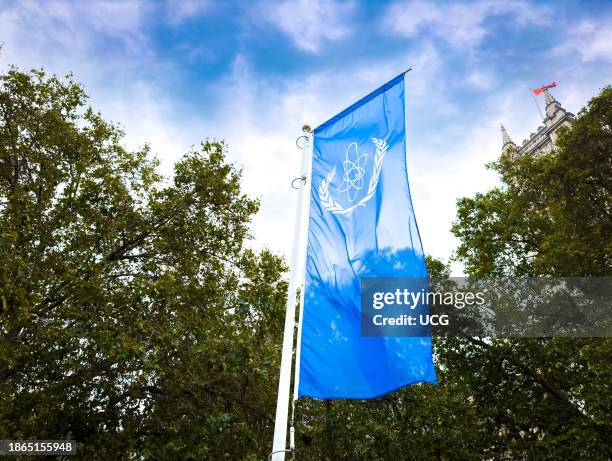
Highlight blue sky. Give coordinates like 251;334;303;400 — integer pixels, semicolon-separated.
1;0;611;270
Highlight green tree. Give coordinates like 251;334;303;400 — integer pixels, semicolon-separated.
453;88;611;277
0;68;287;460
445;87;612;459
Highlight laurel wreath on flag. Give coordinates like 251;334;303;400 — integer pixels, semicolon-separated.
319;138;389;215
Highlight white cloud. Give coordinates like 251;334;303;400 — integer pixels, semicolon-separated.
0;0;152;71
164;0;210;24
262;0;354;52
383;0;551;48
562;19;612;62
464;70;495;90
6;0;148;56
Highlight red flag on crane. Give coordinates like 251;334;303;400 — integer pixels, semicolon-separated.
533;82;557;95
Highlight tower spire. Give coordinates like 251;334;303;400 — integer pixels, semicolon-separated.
543;88;555;106
543;88;564;119
501;124;517;155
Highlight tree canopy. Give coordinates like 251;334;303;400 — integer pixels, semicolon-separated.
0;68;287;459
453;88;611;277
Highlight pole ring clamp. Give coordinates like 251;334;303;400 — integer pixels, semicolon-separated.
295;135;309;149
291;175;306;189
268;449;295;461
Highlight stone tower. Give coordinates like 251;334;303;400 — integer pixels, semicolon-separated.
501;88;574;157
501;123;517;155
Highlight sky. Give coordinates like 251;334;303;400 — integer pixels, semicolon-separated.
1;0;611;272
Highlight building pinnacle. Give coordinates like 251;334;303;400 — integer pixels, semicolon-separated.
501;124;517;153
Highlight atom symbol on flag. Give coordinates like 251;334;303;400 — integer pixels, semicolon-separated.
337;142;368;203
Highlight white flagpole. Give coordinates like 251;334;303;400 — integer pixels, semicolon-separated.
271;125;313;461
291;122;314;419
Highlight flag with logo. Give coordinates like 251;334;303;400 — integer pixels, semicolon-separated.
298;73;437;399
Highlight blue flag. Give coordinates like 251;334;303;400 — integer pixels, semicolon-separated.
298;73;437;399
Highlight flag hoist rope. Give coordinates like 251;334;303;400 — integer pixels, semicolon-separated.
530;88;545;121
270;125;313;461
